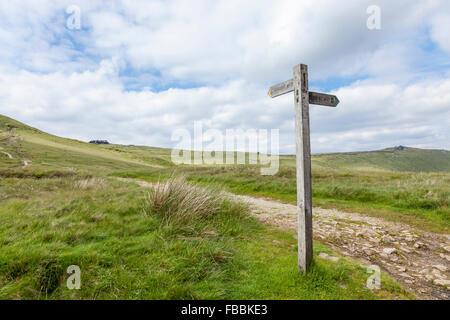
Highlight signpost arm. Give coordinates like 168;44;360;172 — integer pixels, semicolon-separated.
293;64;313;272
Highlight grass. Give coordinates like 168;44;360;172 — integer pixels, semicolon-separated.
313;147;450;172
0;175;411;299
114;164;450;233
146;175;243;229
1;114;448;299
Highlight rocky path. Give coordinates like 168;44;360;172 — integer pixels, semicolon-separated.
237;195;450;300
118;178;449;300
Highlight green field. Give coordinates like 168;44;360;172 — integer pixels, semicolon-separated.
1;114;448;299
114;156;450;233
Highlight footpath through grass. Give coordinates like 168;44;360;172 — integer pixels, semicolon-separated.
1;115;448;234
113;164;450;234
0;173;411;299
0;114;444;299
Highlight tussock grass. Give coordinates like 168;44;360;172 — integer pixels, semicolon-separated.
146;176;225;225
36;260;63;295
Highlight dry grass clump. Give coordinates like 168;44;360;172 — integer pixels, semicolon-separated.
146;176;225;224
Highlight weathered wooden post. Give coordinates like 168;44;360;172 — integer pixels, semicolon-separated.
269;64;340;273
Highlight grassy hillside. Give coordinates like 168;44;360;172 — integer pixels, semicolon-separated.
0;174;410;299
0;115;414;299
0;114;448;299
0;115;168;173
1;114;449;233
2;115;449;173
312;147;450;172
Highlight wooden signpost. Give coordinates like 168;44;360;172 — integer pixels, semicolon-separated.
269;64;340;273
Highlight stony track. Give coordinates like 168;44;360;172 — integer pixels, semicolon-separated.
238;194;449;300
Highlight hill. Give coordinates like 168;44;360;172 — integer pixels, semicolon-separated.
0;114;449;231
1;114;449;233
1;114;416;299
0;114;171;173
311;147;450;172
1;114;448;174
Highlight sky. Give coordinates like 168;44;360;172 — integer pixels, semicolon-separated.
0;0;449;154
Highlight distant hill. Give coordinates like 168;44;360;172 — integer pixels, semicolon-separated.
1;114;449;173
311;147;450;172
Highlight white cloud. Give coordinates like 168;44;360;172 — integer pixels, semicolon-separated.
2;1;447;80
0;1;449;153
429;13;450;54
0;60;448;153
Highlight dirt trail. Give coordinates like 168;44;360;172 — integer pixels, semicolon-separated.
118;177;450;300
0;147;13;159
1;152;13;159
0;144;31;168
22;159;30;169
